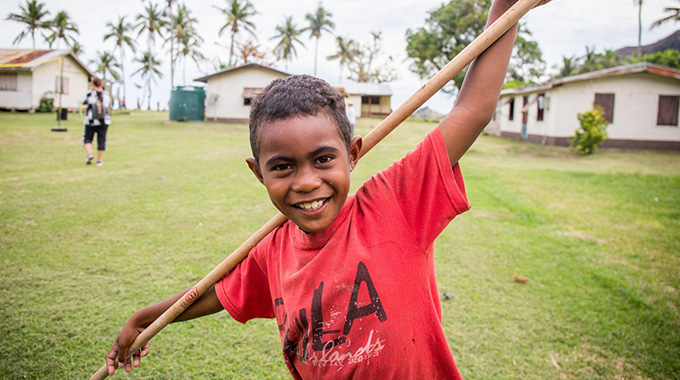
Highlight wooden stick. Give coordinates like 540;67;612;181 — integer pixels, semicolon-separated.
90;1;541;378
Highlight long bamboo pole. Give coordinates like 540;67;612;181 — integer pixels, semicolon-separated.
91;0;542;378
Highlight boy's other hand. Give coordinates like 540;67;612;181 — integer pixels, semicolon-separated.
105;323;150;375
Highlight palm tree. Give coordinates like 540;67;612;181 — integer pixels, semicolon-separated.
651;0;680;29
556;55;580;78
634;0;643;57
166;0;176;88
171;4;204;85
214;0;257;67
5;0;50;49
305;4;334;76
327;36;356;82
132;50;163;110
44;11;79;50
178;36;205;85
90;51;121;104
271;15;305;71
104;16;136;110
167;4;200;85
577;45;599;74
136;1;166;54
71;41;84;56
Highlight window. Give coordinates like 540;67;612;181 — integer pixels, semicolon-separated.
55;76;69;94
508;98;515;121
241;88;262;106
657;95;679;126
0;73;18;91
594;93;615;123
537;93;545;121
361;96;381;105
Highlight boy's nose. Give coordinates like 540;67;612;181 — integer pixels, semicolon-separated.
291;166;322;193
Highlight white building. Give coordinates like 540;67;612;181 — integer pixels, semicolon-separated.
0;49;93;112
195;63;290;123
487;63;680;150
335;82;392;118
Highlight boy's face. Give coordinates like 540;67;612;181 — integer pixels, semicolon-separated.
247;113;361;233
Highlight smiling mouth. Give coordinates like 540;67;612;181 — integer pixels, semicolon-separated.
293;198;330;212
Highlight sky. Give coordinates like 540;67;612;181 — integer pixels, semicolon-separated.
1;0;679;114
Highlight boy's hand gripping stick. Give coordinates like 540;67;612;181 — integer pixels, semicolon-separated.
91;0;545;378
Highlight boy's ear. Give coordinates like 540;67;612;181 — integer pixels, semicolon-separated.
245;157;265;184
348;136;362;172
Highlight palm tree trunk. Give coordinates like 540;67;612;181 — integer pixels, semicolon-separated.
314;37;319;77
229;32;235;66
120;49;126;108
31;29;35;50
637;2;642;56
146;56;151;110
169;2;175;89
147;75;151;111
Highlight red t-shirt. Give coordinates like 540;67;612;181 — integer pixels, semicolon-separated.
216;127;470;379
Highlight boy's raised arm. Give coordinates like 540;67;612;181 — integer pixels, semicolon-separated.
105;285;223;375
439;0;550;166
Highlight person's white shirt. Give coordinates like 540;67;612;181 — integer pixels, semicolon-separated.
346;104;356;126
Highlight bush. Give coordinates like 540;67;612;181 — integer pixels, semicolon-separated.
570;107;610;155
36;95;54;113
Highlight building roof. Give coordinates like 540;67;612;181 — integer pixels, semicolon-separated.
0;49;93;76
194;63;290;82
501;62;680;96
335;82;392;96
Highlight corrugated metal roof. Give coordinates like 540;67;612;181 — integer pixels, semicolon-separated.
0;49;94;76
501;62;680;96
0;49;51;65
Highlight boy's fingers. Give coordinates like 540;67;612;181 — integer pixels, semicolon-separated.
125;356;133;373
133;351;141;367
117;344;128;368
140;342;150;357
105;346;119;375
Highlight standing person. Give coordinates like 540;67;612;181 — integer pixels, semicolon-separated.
104;0;552;378
346;101;356;136
82;76;111;166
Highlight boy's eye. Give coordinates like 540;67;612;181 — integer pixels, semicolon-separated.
272;163;292;171
316;155;333;165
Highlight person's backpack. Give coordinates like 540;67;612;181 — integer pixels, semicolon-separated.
91;91;105;120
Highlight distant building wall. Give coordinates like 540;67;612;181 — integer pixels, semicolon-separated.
0;71;32;110
205;67;287;123
494;72;680;149
32;56;90;111
361;95;391;117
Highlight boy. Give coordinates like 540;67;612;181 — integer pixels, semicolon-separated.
106;0;550;378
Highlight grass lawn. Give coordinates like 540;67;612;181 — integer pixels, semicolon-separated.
0;111;678;379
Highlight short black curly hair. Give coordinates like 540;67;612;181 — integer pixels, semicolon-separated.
249;75;351;161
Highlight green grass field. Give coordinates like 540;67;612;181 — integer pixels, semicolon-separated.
1;111;678;379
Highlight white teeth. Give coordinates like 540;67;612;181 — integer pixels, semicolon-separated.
297;199;325;211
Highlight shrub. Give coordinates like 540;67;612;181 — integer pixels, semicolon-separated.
570;107;610;155
36;94;55;113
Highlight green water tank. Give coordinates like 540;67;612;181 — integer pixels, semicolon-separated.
170;86;205;121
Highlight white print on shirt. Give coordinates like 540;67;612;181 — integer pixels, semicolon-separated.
275;261;388;368
307;329;385;370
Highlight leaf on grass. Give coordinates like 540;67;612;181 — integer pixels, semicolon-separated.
513;274;529;283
